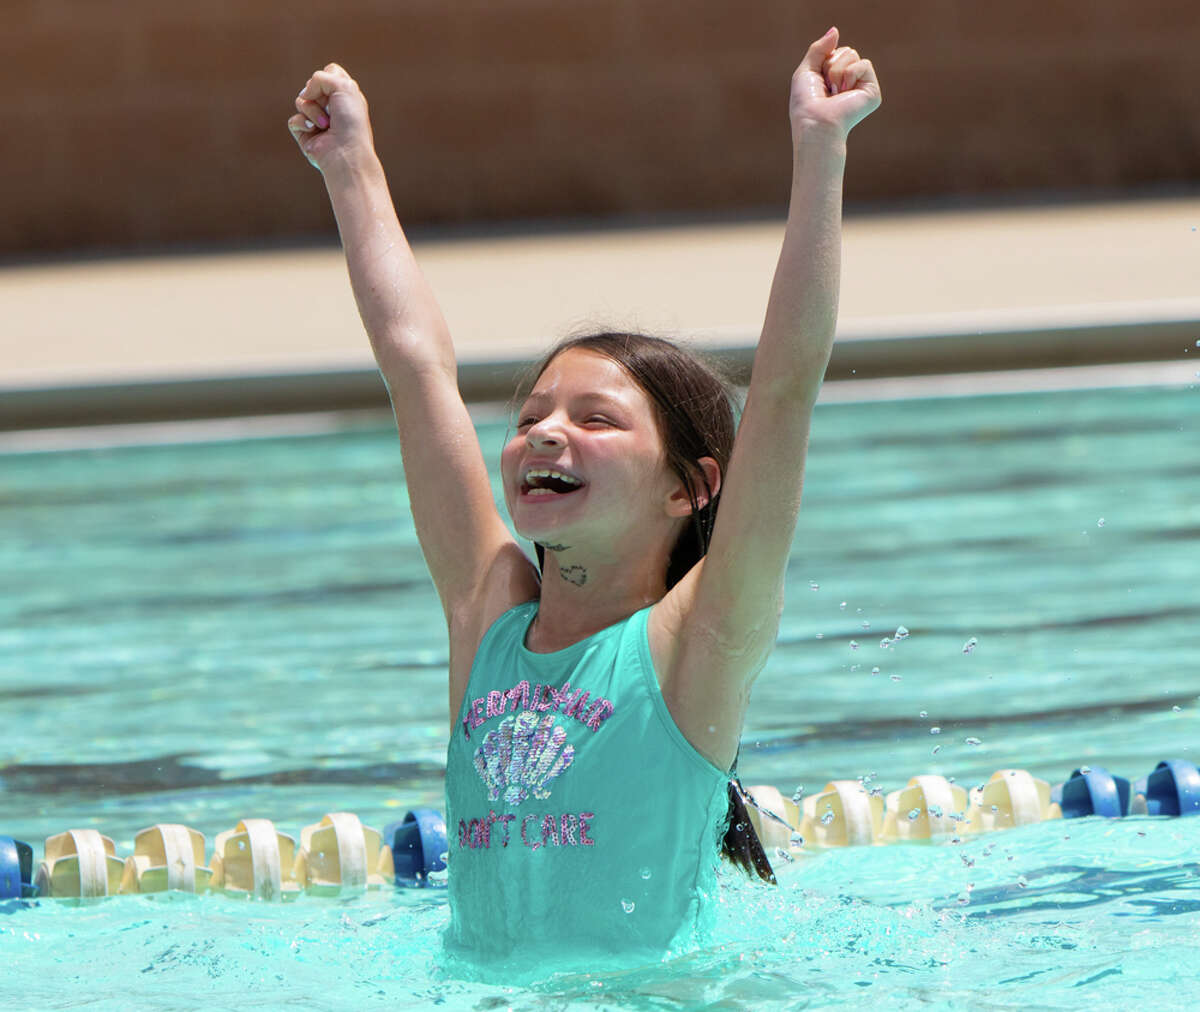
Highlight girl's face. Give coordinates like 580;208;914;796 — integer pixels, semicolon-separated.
501;348;683;553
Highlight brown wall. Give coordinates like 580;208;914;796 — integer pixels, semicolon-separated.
6;1;1198;256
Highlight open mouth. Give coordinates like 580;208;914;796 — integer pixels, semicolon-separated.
521;468;585;497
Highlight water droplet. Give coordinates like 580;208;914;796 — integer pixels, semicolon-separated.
965;737;982;746
820;811;835;826
849;640;859;650
1079;765;1092;775
919;710;928;718
1016;876;1029;889
890;674;902;682
962;637;978;655
792;786;805;803
789;832;805;848
928;805;943;818
810;580;820;591
931;744;941;754
893;626;909;641
238;840;246;850
907;808;921;821
1096;518;1105;527
930;726;942;735
879;637;892;649
774;846;793;862
640;867;652;880
839;601;847;610
991;804;999;813
850;664;860;672
1173;705;1182;713
621;899;636;914
861;620;871;629
871;666;880;675
815;632;824;640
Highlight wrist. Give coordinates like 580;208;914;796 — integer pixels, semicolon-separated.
320;146;386;191
790;122;847;185
791;119;848;158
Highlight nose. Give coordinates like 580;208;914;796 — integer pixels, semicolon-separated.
526;415;565;450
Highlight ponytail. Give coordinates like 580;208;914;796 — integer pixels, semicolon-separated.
722;776;777;884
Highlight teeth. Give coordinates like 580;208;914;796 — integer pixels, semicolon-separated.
524;468;582;486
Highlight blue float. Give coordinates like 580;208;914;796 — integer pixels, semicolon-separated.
383;809;447;887
1051;766;1131;818
1134;759;1200;816
1;835;35;900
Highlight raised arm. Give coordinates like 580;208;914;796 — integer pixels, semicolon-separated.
655;29;881;767
289;67;537;657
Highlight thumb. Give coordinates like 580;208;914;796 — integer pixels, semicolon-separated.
799;26;839;75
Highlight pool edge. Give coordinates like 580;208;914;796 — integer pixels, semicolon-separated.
2;309;1197;433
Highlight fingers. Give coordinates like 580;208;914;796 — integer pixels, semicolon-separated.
839;59;879;104
824;45;860;95
287;112;315;142
291;63;363;140
287;113;322;169
297;64;355;105
294;96;329;129
850;58;880;95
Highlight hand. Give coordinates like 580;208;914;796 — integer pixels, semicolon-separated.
288;64;376;174
789;27;881;140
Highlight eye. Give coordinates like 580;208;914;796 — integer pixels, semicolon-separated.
516;414;539;430
583;415;615;427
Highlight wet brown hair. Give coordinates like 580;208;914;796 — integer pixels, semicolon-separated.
523;331;776;883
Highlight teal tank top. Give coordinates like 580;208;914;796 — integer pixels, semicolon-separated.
444;601;730;967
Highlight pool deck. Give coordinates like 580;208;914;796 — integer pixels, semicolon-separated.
3;194;1199;434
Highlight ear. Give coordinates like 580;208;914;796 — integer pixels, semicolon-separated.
666;456;722;518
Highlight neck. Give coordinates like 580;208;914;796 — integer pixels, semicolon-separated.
526;543;670;653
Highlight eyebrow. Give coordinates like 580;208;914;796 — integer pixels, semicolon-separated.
520;390;629;411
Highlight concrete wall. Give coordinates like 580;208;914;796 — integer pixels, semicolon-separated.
6;0;1198;256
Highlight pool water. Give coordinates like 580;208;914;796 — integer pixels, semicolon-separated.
2;383;1199;1009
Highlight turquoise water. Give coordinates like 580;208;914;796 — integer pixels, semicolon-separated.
2;383;1199;1008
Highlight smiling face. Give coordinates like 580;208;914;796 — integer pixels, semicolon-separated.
500;348;684;555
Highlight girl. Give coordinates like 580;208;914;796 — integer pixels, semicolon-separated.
289;28;880;965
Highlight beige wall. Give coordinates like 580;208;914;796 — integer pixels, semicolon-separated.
7;1;1198;256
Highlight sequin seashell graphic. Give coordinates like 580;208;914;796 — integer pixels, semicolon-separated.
473;711;576;805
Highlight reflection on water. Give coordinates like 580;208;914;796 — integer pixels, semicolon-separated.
1;384;1199;1005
